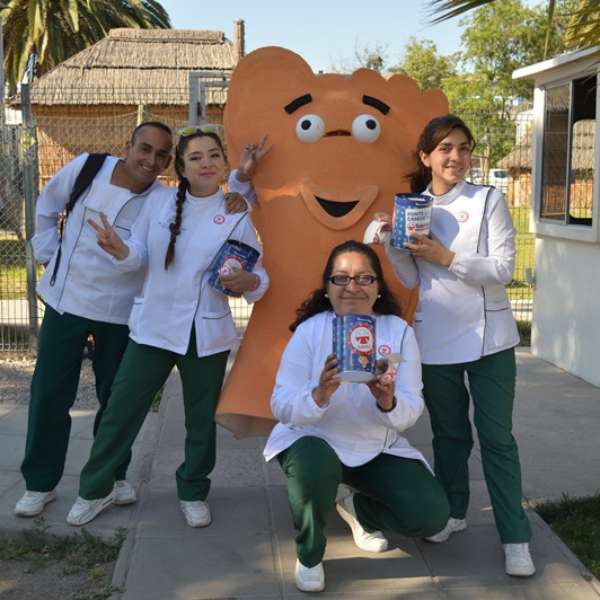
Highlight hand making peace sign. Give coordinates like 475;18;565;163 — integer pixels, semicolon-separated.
236;135;272;182
87;212;130;261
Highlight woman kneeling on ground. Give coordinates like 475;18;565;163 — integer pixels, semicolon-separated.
263;240;449;593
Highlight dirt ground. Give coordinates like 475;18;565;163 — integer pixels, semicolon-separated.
0;354;97;407
0;560;116;600
1;357;119;599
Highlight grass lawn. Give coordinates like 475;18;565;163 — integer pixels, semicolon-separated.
536;494;600;580
0;237;43;300
0;518;125;599
509;206;535;290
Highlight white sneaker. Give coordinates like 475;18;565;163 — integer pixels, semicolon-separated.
425;517;467;543
66;494;114;526
335;483;354;503
295;559;325;593
14;490;57;517
180;500;211;527
504;543;536;577
336;493;388;552
113;480;136;505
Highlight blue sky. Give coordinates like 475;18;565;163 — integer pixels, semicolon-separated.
159;0;470;72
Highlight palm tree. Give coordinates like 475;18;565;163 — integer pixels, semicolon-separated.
429;0;599;56
1;0;171;94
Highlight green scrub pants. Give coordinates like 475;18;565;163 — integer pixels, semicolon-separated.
78;332;228;501
422;347;531;544
21;305;131;492
278;436;450;567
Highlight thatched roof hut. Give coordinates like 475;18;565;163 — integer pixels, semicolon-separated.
497;119;594;209
498;119;595;172
26;22;245;186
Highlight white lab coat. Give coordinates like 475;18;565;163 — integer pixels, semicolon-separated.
33;154;163;324
385;180;519;364
263;311;430;469
114;187;268;356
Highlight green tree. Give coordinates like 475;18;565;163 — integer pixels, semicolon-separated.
389;38;457;90
429;0;599;53
441;1;568;169
456;0;566;105
1;0;171;94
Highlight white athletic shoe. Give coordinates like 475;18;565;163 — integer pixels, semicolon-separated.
180;500;211;527
66;493;114;526
336;493;388;552
14;490;57;517
425;517;467;543
295;559;325;592
504;543;536;577
113;480;137;505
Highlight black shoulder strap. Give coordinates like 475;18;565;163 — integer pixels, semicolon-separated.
65;153;109;216
49;153;109;287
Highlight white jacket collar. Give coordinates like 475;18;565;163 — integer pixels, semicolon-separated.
424;179;467;206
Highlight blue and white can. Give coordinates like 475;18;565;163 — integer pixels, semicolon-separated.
390;193;433;250
332;314;376;383
208;240;259;297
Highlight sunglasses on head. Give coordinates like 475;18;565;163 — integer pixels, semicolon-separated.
178;124;224;138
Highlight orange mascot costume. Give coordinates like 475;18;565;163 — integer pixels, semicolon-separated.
217;47;448;436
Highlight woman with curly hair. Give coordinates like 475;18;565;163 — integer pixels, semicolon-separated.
264;240;449;593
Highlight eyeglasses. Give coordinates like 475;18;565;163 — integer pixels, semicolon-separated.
178;124;224;138
329;274;377;286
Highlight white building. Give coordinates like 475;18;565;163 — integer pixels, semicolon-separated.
513;47;599;386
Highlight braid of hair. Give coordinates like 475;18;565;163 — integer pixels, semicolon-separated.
164;178;188;269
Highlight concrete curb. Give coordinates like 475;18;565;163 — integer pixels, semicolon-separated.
528;508;600;596
108;373;176;600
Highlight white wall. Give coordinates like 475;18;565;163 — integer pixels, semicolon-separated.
532;236;600;386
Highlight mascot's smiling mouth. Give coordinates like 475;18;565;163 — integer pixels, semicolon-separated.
316;196;359;217
299;182;378;230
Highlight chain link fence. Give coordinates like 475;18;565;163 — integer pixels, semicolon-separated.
0;118;39;352
0;89;536;352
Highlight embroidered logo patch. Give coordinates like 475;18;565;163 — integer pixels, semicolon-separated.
213;214;225;225
457;211;469;223
378;344;391;356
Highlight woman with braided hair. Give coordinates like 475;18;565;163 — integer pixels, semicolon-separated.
66;129;269;527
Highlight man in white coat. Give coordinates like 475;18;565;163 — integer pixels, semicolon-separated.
15;122;173;517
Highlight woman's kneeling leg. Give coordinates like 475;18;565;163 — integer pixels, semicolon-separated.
345;454;450;538
278;437;342;567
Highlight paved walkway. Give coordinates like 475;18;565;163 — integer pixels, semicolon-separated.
1;348;599;599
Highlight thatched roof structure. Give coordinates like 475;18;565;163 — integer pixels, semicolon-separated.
498;120;595;171
28;24;244;105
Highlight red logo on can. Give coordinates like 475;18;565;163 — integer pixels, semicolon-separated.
213;214;225;224
219;256;243;276
349;324;374;354
457;211;469;223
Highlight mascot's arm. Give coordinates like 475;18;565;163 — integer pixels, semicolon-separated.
227;170;257;210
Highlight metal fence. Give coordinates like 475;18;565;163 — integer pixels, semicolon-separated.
0;90;536;352
0;117;38;352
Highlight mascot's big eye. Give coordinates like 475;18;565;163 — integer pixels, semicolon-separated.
296;114;325;143
352;114;381;143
